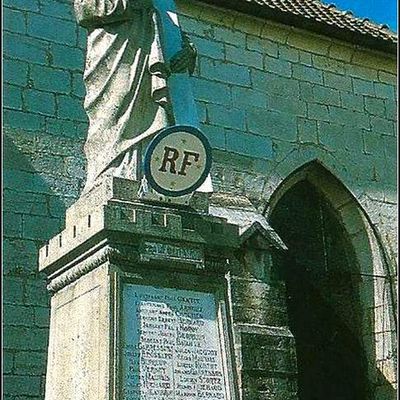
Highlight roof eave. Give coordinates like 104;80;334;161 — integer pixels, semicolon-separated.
197;0;397;55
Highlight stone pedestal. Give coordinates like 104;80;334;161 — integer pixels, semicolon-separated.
39;177;298;399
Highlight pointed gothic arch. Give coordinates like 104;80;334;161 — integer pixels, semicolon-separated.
266;160;396;399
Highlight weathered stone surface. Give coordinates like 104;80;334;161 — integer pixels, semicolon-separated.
44;266;110;400
3;0;397;399
37;178;294;399
122;284;231;399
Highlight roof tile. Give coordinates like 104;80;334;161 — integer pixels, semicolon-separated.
254;0;397;42
200;0;397;52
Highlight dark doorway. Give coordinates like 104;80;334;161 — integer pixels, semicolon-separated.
270;180;369;400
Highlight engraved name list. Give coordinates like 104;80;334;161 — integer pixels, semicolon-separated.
122;284;229;400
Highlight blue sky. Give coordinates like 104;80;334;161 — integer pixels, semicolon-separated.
321;0;398;32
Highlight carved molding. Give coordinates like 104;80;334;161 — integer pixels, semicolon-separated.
47;247;122;293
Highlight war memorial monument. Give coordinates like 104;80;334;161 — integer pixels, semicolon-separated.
38;0;289;398
17;0;396;399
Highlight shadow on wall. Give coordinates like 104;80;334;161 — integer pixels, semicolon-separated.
3;133;69;234
3;132;81;399
374;370;397;399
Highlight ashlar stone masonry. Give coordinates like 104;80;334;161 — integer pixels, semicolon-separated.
3;0;397;399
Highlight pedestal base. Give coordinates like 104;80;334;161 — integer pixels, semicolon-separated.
39;177;298;400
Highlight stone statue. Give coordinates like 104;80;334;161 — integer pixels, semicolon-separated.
74;0;197;194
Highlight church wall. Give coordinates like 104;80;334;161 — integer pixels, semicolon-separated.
2;0;397;398
177;1;397;254
177;1;397;396
3;0;88;398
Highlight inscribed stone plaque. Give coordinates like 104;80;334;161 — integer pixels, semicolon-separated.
122;284;229;399
140;241;204;267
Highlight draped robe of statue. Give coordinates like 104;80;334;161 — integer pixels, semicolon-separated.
75;0;171;193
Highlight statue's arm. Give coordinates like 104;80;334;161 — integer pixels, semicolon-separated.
75;0;151;28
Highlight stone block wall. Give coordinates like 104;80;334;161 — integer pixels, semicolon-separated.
176;1;396;214
3;0;87;397
229;248;298;399
176;1;397;396
3;0;397;398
